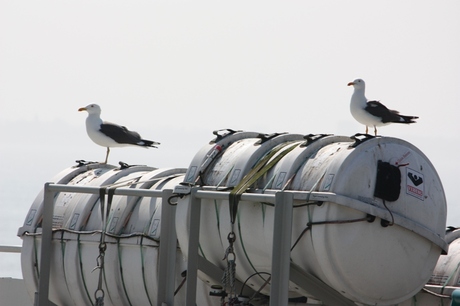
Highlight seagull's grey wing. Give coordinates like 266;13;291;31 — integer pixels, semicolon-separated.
100;122;143;145
365;101;403;123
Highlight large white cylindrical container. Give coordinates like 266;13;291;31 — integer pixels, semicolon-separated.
176;132;447;305
428;228;460;287
18;161;116;300
18;162;217;306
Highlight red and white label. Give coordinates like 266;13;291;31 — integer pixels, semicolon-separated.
406;168;424;201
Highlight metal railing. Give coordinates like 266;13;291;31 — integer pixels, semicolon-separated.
36;182;357;306
0;245;21;253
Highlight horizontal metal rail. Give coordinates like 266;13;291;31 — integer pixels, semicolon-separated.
45;183;165;197
0;245;22;253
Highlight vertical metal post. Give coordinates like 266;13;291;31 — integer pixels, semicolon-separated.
157;189;177;306
269;192;293;306
185;188;201;306
36;183;56;306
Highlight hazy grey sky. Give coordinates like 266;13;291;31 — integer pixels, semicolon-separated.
1;1;459;277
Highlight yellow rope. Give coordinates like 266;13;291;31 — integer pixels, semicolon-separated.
228;142;299;223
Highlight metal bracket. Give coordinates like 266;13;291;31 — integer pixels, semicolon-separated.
300;134;332;147
211;129;241;143
256;132;287;144
349;133;377;148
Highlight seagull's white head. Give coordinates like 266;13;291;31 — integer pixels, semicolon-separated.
78;103;102;116
347;78;366;90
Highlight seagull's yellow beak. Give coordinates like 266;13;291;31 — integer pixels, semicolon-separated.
78;107;87;112
347;82;355;86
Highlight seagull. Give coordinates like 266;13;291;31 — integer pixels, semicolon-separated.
78;104;160;164
347;78;418;136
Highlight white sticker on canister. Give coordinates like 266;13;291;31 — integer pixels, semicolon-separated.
323;174;335;191
274;172;287;189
